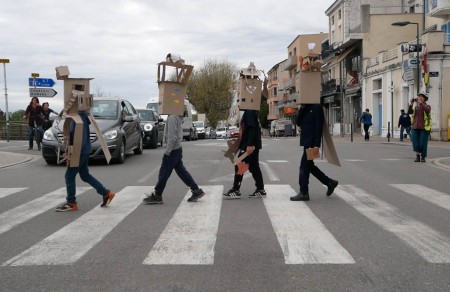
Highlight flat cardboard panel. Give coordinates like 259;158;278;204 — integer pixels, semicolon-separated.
306;148;320;160
322;108;340;166
158;82;185;115
237;78;262;110
63;115;83;167
88;114;111;164
297;71;321;104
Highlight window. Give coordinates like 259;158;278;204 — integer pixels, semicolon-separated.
338;10;341;20
331;16;335;25
273;87;278;97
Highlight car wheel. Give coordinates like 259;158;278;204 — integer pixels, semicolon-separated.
114;140;125;164
150;131;158;149
134;136;143;154
186;130;192;141
45;159;57;165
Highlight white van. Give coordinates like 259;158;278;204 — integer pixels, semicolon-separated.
146;97;196;141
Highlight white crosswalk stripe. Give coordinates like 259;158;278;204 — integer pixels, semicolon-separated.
0;187;91;236
390;184;450;211
264;185;355;264
335;185;450;263
143;185;223;265
0;187;27;199
3;186;148;266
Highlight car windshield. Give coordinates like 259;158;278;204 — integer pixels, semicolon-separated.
193;121;204;128
137;110;155;121
217;127;226;132
91;100;118;118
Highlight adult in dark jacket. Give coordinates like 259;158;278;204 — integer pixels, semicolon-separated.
290;104;338;201
23;97;45;150
408;92;431;162
360;108;372;141
398;109;411;142
223;109;266;199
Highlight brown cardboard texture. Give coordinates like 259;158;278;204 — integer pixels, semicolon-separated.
321;108;340;166
237;78;262;110
306;148;320;160
63;115;83;167
158;82;185;115
227;105;240;126
63;79;93;115
297;71;321;104
55;66;70;80
88;115;111;164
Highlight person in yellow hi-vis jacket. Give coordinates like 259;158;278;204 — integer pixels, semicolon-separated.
408;92;431;162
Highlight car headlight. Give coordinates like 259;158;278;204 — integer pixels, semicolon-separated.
103;129;118;140
43;129;56;141
142;123;153;132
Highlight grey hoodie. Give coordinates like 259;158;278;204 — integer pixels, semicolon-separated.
164;115;183;156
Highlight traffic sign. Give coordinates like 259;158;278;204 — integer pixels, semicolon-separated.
0;59;10;63
28;78;55;87
29;88;57;97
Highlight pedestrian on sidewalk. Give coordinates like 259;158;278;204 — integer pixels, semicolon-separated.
408;92;431;162
143;113;205;204
223;109;266;199
23;97;45;150
360;108;372;141
398;109;412;141
290;104;338;202
55;111;115;212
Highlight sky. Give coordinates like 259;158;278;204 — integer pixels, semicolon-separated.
0;0;335;113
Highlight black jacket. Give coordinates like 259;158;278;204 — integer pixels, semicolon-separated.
296;104;323;148
239;110;262;150
398;113;411;127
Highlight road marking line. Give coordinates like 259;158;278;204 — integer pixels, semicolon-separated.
0;188;27;199
143;185;223;265
263;185;355;264
3;186;148;266
336;185;450;263
390;184;450;211
266;160;288;163
209;172;251;182
0;187;91;236
260;161;280;182
345;159;365;162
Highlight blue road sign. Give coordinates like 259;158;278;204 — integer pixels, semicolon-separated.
28;78;55;87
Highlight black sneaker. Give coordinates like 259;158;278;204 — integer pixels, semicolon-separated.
248;189;266;198
187;188;205;202
55;202;78;212
222;189;241;199
326;179;338;196
143;192;163;204
290;192;310;201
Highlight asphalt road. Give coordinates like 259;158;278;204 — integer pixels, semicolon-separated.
0;137;450;291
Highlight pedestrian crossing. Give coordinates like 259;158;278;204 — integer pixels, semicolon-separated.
0;183;449;266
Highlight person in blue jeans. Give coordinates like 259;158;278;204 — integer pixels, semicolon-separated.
55;111;115;212
24;97;45;150
398;109;411;141
360;108;373;141
143;113;205;204
408;93;431;162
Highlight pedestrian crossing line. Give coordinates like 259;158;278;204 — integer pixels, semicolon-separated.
263;185;355;264
260;161;280;182
0;188;28;199
390;184;450;211
3;186;148;266
335;185;450;263
143;185;223;265
0;187;92;236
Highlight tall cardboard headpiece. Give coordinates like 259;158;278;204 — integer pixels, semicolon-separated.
296;43;323;104
157;55;193;115
237;62;262;111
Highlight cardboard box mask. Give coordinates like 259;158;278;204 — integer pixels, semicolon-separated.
237;62;262;110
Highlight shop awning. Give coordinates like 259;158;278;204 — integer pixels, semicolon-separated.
329;45;357;67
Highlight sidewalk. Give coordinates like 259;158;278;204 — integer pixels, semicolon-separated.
0;151;35;169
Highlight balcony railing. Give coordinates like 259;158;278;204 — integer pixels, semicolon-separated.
284;55;297;71
429;0;450;17
283;78;294;90
383;48;398;62
367;56;379;68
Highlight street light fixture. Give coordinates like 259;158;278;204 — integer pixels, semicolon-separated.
392;21;420;96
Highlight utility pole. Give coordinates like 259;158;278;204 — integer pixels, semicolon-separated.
0;58;10;142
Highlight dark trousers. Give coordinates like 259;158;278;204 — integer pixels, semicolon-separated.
299;150;330;193
411;129;430;158
363;124;370;140
65;154;109;204
400;126;411;141
232;150;264;191
154;148;198;196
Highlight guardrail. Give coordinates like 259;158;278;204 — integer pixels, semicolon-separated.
0;121;30;140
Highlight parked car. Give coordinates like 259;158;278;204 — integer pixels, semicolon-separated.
229;126;240;139
270;119;292;137
41;97;143;165
206;127;217;139
136;108;164;149
215;127;229;139
193;121;207;139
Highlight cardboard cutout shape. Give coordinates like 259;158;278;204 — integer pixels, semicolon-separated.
236;62;262;110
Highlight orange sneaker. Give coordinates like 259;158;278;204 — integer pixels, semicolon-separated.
55;202;78;212
101;191;115;207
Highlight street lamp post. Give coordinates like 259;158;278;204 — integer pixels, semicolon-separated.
392;21;420;96
0;58;10;142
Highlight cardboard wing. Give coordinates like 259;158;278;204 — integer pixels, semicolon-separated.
322;108;341;167
62;115;83;167
88;114;112;164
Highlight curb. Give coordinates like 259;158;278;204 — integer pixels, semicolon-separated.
0;151;35;169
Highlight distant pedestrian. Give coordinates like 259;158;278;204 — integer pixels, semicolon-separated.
23;97;44;150
290;103;338;201
41;102;58;131
360;108;373;141
408;93;431;162
223;109;266;199
55;111;115;212
398;109;411;141
143;113;205;204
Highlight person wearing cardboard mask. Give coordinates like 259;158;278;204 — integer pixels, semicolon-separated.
408;92;431;162
223;109;266;199
143;112;205;204
290;104;338;201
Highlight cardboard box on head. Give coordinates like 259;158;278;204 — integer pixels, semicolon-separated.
297;71;322;104
237;62;262;111
157;56;193;115
55;66;111;167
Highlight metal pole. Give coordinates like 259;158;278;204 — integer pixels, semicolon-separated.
339;60;344;137
2;62;9;142
416;23;420;96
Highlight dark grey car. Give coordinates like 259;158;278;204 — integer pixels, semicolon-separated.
42;97;143;164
